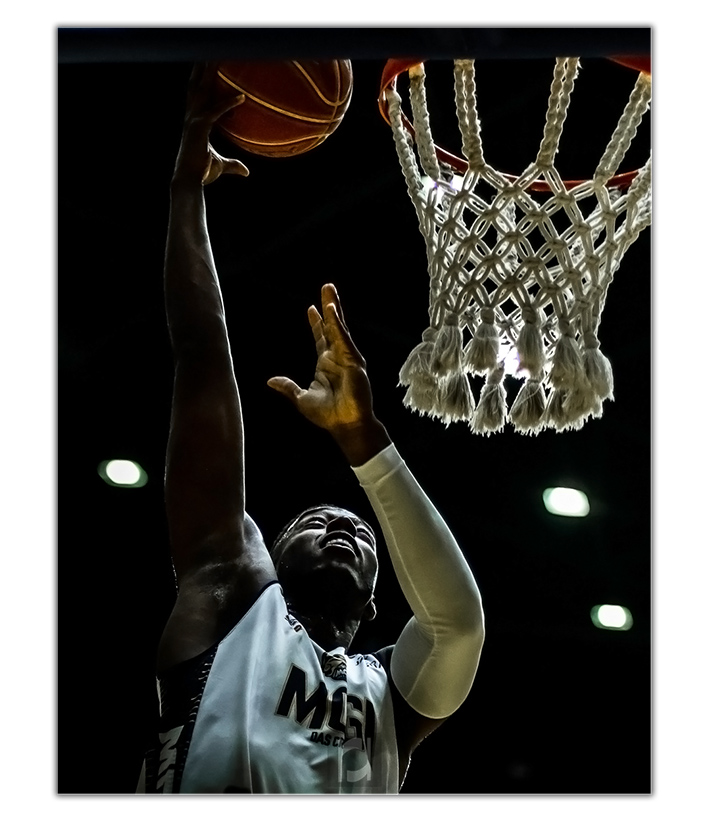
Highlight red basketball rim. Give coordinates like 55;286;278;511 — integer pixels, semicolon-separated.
378;56;651;193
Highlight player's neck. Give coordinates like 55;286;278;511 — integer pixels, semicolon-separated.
287;605;358;651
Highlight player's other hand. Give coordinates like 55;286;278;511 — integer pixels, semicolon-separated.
268;284;376;433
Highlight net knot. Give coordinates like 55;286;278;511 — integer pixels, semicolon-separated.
574;295;592;313
431;314;465;376
558;317;572;335
480;307;495;324
504;229;525;246
521;305;538;324
547;237;567;255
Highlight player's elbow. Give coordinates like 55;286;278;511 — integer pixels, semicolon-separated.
392;613;485;721
460;609;485;649
443;605;485;668
460;612;485;660
442;583;485;644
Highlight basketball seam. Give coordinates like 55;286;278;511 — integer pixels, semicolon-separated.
296;61;348;135
217;125;327;150
217;70;343;125
292;61;352;107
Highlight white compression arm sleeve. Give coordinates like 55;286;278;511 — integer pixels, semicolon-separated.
352;444;484;719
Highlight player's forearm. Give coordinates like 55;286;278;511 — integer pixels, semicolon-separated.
164;178;229;356
354;445;483;629
353;444;484;718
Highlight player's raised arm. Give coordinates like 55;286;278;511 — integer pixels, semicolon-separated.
269;285;485;765
158;64;275;671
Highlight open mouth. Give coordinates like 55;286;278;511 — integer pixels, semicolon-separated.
320;536;358;558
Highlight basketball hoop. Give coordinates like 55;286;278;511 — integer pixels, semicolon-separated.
380;56;651;434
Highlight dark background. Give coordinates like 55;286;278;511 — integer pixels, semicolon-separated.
58;27;651;794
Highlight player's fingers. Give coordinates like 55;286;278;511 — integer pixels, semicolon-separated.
266;376;305;404
323;300;348;343
321;283;349;333
308;305;328;355
308;304;323;329
212;91;246;119
187;64;246;130
220;156;250;177
187;62;223;105
323;300;365;364
205;145;250;180
321;284;365;360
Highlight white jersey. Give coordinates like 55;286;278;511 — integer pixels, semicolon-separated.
138;581;400;793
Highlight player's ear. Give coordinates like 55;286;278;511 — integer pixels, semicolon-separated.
364;597;377;621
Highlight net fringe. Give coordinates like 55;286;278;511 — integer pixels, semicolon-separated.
389;58;652;435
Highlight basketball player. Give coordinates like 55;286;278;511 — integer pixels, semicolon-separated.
137;64;485;794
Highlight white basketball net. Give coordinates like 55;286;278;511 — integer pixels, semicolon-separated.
387;58;651;434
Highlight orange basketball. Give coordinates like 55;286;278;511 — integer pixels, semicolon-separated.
214;59;353;158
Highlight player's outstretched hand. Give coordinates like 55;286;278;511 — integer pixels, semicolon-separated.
173;62;250;187
268;284;376;433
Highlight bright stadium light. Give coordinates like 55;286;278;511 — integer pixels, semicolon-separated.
98;459;148;488
542;487;590;517
590;604;634;631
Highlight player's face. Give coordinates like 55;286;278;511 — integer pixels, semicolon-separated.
276;507;378;593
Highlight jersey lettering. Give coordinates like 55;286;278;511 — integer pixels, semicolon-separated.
345;693;364;740
329;686;347;734
275;665;328;729
156;725;184;792
275;664;376;745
